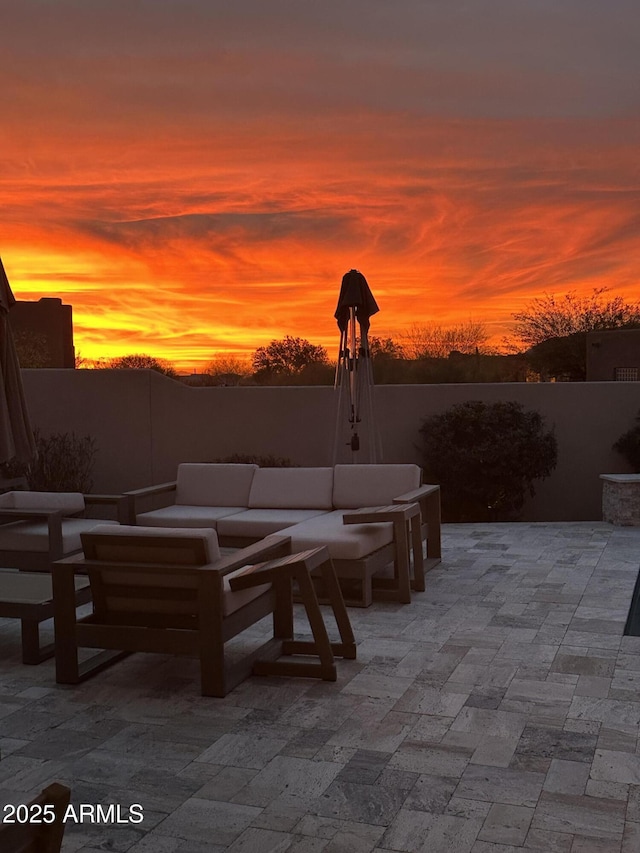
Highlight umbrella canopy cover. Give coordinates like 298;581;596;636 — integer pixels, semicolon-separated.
333;269;382;463
334;269;379;333
0;257;37;465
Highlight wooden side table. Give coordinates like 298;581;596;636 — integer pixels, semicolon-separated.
342;502;423;604
0;569;91;664
229;546;357;682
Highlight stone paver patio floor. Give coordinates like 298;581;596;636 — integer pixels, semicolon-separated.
1;522;639;852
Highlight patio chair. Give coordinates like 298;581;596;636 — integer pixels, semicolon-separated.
0;781;70;853
0;490;127;571
53;525;355;697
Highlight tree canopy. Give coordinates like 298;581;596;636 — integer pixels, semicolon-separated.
399;322;489;359
99;353;178;377
511;288;640;348
204;355;252;386
368;336;405;360
252;336;328;375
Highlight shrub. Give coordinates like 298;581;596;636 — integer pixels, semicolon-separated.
613;411;640;472
420;401;558;521
211;453;298;467
27;430;98;492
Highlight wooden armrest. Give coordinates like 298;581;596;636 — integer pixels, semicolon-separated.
122;482;177;523
228;546;330;591
83;493;128;523
123;481;177;499
84;493;124;504
394;484;440;503
213;534;291;576
0;507;66;522
227;562;277;591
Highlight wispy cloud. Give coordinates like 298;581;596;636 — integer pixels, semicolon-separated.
2;2;639;367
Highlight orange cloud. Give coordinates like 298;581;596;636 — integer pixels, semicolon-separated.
3;4;639;370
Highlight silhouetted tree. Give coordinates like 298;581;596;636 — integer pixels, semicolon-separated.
252;336;328;375
99;353;178;378
399;322;489;359
368;336;405;360
13;330;50;368
204;355;253;386
511;288;640;348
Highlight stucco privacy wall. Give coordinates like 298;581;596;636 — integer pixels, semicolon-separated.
22;369;639;521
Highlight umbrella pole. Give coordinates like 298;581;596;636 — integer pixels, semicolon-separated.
348;309;360;462
332;329;349;464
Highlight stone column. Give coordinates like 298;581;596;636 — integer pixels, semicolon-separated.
600;474;640;526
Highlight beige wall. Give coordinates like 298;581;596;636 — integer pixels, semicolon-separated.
22;369;639;521
587;328;640;381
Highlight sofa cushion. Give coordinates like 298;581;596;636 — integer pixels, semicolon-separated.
175;463;257;507
81;524;221;564
287;510;393;560
332;464;421;509
248;467;334;510
217;508;330;540
0;490;85;514
0;518;103;553
137;505;245;529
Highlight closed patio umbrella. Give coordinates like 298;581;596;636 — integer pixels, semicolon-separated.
0;257;37;466
332;269;382;463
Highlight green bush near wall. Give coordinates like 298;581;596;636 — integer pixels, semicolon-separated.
613;410;640;472
420;400;558;521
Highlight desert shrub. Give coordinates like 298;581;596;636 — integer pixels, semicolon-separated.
420;400;558;521
27;430;98;492
613;411;640;472
211;453;298;467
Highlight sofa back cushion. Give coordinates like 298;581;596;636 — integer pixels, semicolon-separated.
332;464;421;509
175;463;257;507
81;524;221;564
248;467;334;510
0;490;85;514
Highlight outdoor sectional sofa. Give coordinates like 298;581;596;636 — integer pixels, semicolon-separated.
125;463;441;606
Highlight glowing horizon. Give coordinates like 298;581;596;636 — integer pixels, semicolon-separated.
3;3;639;372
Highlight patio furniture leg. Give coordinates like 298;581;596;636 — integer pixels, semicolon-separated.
393;516;412;603
273;573;294;640
198;571;227;697
278;566;336;681
314;556;357;658
53;562;81;682
425;489;441;559
53;562;129;684
410;513;425;592
20;617;53;664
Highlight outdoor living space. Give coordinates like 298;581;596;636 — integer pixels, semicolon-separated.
1;520;639;852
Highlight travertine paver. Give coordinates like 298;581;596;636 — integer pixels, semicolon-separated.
0;522;639;852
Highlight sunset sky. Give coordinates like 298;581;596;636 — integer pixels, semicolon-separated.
3;1;639;370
